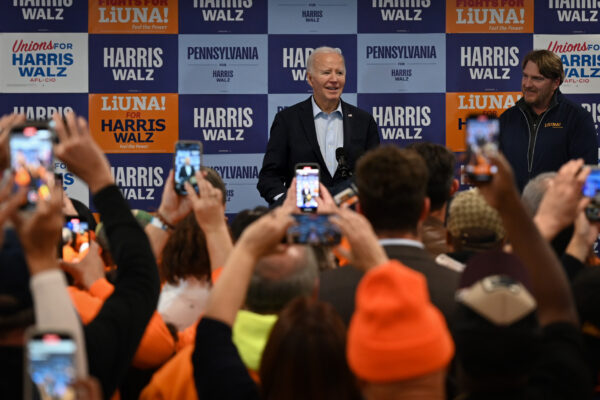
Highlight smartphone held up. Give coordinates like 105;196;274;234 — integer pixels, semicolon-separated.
174;140;203;196
583;166;600;221
24;328;76;400
295;163;319;213
9;121;56;209
465;114;499;183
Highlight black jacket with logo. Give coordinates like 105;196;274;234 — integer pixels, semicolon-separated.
499;90;597;191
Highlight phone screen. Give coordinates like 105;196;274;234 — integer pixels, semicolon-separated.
583;167;600;220
296;165;319;212
61;218;90;263
287;213;341;246
174;141;203;195
465;115;499;182
26;332;76;400
10;124;54;208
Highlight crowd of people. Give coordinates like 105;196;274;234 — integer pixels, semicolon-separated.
0;109;599;400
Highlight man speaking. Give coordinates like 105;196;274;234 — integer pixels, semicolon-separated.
500;49;598;191
257;46;380;205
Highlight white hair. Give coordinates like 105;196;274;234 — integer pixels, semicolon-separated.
306;46;345;74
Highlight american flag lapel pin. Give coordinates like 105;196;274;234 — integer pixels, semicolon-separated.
348;113;352;117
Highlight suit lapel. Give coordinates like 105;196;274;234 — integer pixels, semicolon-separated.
299;97;331;180
341;99;353;153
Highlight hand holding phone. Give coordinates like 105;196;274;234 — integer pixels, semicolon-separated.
174;141;203;195
295;163;319;213
465;114;499;183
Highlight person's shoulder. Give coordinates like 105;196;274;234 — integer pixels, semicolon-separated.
556;91;590;115
341;99;372;119
275;97;311;119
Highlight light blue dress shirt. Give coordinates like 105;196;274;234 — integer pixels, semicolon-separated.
311;96;344;178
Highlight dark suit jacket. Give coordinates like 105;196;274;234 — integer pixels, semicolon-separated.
178;165;195;180
257;97;380;204
319;244;459;326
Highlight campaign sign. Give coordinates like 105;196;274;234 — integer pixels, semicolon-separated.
203;153;267;214
358;93;445;146
534;35;600;94
268;35;357;94
179;34;268;94
0;33;88;93
569;94;600;142
268;0;357;34
357;34;445;93
89;35;177;93
88;0;178;34
446;0;534;33
179;0;267;34
357;0;445;33
446;34;531;92
54;160;89;207
267;93;357;130
101;153;172;211
535;1;600;34
0;93;88;120
179;94;268;154
445;91;521;151
0;1;87;32
89;93;178;154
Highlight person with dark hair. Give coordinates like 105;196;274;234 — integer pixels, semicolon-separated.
229;206;269;242
320;145;459;325
499;49;597;192
407;142;459;257
192;207;362;399
157;213;212;331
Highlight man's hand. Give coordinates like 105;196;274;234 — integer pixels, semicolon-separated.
61;240;106;290
11;185;63;275
315;183;338;214
0;177;27;247
0;113;26;172
157;169;192;227
330;207;388;271
565;211;599;263
52;112;114;194
236;207;294;260
474;153;520;212
534;159;590;240
185;170;226;233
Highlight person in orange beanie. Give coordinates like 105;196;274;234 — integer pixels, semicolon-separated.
347;260;454;400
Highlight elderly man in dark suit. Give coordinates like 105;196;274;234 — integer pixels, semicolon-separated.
257;46;380;206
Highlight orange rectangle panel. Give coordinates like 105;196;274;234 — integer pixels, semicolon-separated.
89;0;178;34
446;92;522;152
89;93;178;154
446;0;533;33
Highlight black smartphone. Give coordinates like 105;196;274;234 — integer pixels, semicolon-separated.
24;328;76;400
9;122;55;209
61;217;90;263
465;114;499;182
295;163;319;213
174;140;203;195
583;166;600;221
287;213;341;246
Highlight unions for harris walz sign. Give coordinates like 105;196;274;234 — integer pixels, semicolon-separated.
0;33;87;93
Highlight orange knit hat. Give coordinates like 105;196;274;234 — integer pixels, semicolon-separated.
347;260;454;382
